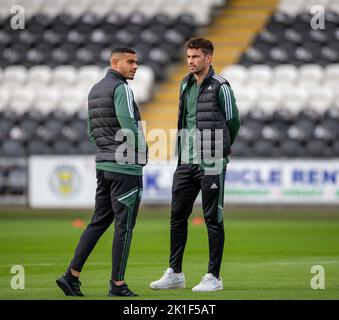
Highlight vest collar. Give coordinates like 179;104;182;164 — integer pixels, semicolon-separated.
185;65;215;88
105;68;128;83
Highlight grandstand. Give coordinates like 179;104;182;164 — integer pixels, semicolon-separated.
0;0;339;205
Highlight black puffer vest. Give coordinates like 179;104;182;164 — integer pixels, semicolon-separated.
88;69;146;165
177;66;231;163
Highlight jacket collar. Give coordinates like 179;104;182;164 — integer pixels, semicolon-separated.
185;65;215;87
105;68;128;83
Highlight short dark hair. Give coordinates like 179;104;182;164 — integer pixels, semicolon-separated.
110;47;136;58
185;37;214;55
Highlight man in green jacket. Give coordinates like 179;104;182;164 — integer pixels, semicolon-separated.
150;37;240;292
56;48;147;297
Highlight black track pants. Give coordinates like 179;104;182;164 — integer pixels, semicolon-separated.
68;169;142;281
169;164;226;278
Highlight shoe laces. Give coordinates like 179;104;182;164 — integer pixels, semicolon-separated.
201;273;214;282
164;268;174;276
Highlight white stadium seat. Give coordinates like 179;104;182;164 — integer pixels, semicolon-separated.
307;86;334;113
183;5;212;25
221;65;248;85
278;0;305;15
3;66;27;86
15;0;42;18
233;86;258;116
88;0;113;17
303;0;329;10
113;0;137;17
274;64;298;83
0;0;15;17
248;65;273;84
257;86;283;113
298;64;324;83
34;87;60;115
39;0;66;17
77;66;103;87
52;66;77;87
9;87;34;115
134;65;155;86
59;88;86;115
281;86;308;114
63;0;90;17
328;0;339;14
27;65;52;87
324;64;339;82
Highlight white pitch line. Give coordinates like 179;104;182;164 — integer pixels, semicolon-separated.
1;260;338;268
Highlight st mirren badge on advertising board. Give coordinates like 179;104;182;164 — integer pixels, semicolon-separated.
50;164;81;198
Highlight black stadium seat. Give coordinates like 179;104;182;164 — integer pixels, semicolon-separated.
0;12;198;80
0;140;26;157
7;167;27;195
240;11;339;66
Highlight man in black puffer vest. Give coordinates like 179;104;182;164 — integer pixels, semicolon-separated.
150;38;240;292
57;48;147;297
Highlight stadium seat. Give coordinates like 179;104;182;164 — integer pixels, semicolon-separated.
0;88;10;111
313;124;336;144
256;87;282;113
307;86;334;113
52;65;77;87
299;64;324;83
6;167;27;194
27;65;52;86
9;88;34;115
49;140;75;154
278;0;305;16
26;139;51;155
280;139;304;157
88;0;114;17
332;140;339;156
273;64;298;83
3;66;27;86
233;86;258;116
305;139;332;158
59;88;86;115
0;140;26;157
63;0;91;17
254;139;278;157
0;117;13;142
39;0;66;16
34;87;60;115
220;65;248;85
0;0;15;17
248;65;273;84
15;0;42;18
281;86;308;114
77;66;103;87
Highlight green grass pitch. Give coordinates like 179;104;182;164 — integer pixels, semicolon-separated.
0;207;338;300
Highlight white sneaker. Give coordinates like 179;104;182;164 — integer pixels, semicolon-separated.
192;273;223;292
150;267;185;290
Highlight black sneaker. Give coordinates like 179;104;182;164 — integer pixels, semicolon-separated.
108;280;138;297
56;274;84;296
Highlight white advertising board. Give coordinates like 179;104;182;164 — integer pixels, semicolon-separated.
29;157;339;207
